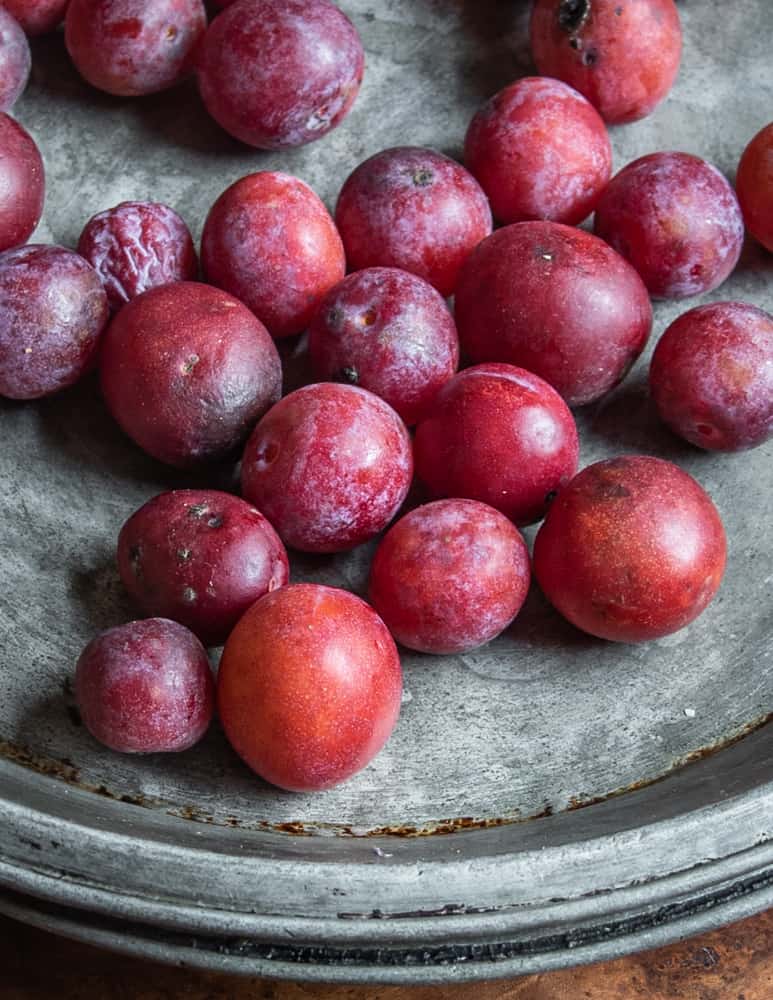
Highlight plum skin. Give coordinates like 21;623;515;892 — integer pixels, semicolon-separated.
217;583;403;792
530;0;682;125
308;267;459;426
533;456;727;643
649;302;773;452
198;0;364;150
0;113;45;253
241;383;413;554
117;490;290;646
78;201;198;311
593;152;744;300
335;147;493;298
455;222;652;407
413;363;579;526
3;0;70;36
0;7;30;112
0;245;109;400
201;171;345;340
369;499;531;655
464;76;611;226
100;282;282;467
736;123;773;253
75;618;215;753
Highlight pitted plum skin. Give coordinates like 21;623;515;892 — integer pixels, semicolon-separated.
413;363;579;526
75;618;214;754
533;456;727;643
65;0;206;97
594;152;744;300
335;147;492;298
736;123;773;253
530;0;682;125
241;383;413;554
308;267;459;426
369;499;531;655
78;201;198;311
117;490;290;646
650;302;773;452
0;114;44;253
464;76;611;226
0;245;109;400
0;8;30;112
198;0;364;149
455;222;652;407
3;0;70;36
201;171;345;340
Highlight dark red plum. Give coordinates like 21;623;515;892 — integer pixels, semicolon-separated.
308;267;459;425
369;499;531;655
533;456;727;643
75;618;214;753
3;0;70;35
464;76;611;226
650;302;773;452
78;201;198;311
198;0;364;149
736;123;773;253
455;222;652;407
117;490;290;646
218;584;402;792
0;245;108;400
0;113;44;252
335;147;492;298
413;364;579;526
530;0;682;124
0;7;30;112
594;152;744;299
201;172;345;339
65;0;206;97
241;383;413;553
100;282;282;467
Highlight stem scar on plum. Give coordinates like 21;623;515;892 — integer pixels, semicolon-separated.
182;587;197;603
582;48;598;66
177;548;192;562
411;168;434;187
181;354;199;375
558;0;590;34
336;366;359;385
207;515;224;528
188;503;208;518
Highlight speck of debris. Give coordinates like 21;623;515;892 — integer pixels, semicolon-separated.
372;846;393;858
684;707;696;718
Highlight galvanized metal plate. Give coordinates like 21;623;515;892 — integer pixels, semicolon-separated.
0;0;772;982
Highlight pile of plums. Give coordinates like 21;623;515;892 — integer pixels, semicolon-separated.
1;0;771;793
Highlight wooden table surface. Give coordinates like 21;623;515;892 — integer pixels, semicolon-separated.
2;908;771;999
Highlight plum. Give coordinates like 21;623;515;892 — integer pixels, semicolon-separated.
335;147;492;298
464;76;611;226
0;245;109;400
198;0;364;149
369;499;531;655
241;383;413;553
201;171;345;339
649;302;773;452
75;618;214;753
533;456;727;642
455;222;652;407
413;363;579;526
0;113;45;252
65;0;206;97
217;583;402;791
308;267;459;426
594;152;744;299
3;0;70;36
0;7;30;112
100;282;282;467
736;122;773;253
117;490;290;646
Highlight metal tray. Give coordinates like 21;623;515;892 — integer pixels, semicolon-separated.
1;0;772;984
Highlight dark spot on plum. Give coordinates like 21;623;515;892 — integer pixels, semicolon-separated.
545;489;558;507
188;503;208;518
182;587;197;603
558;0;590;34
582;47;598;66
207;515;224;528
166;25;178;41
360;308;377;327
129;544;142;575
614;5;623;14
412;169;434;187
177;548;192;562
327;306;344;328
690;263;704;278
182;354;199;375
337;366;359;385
569;37;582;50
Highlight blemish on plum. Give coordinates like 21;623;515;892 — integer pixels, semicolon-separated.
558;0;590;34
412;169;434;187
337;366;360;385
177;548;192;562
181;353;199;375
582;47;598;66
188;503;208;519
129;544;142;575
182;587;197;603
207;515;224;528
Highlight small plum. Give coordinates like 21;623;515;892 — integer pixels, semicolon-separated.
308;267;459;425
736;123;773;253
369;499;531;655
3;0;70;36
78;201;198;311
201;172;345;339
335;147;492;298
65;0;206;97
464;76;611;226
455;222;652;406
0;113;45;252
594;152;744;299
75;618;214;753
649;302;773;452
0;245;108;400
241;383;413;553
100;282;282;467
217;583;402;792
198;0;364;149
0;7;30;112
533;456;727;643
413;363;579;526
530;0;682;124
117;490;290;646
